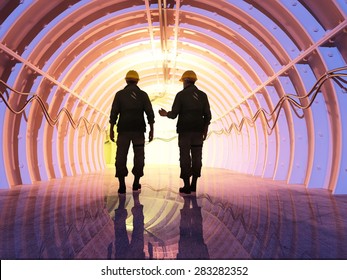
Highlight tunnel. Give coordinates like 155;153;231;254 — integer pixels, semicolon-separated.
1;0;347;261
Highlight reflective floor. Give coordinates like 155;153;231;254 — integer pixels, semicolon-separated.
1;165;347;260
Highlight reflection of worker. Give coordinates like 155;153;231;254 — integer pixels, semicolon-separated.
159;71;211;194
114;193;145;259
110;70;155;194
177;195;209;259
114;195;129;258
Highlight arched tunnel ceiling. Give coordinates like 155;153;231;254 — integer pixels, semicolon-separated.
0;0;347;194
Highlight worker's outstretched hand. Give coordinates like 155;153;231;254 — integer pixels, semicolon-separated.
159;108;168;117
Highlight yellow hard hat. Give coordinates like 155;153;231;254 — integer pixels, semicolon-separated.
179;70;197;82
125;70;139;80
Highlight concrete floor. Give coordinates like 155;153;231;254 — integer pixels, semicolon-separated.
1;165;347;260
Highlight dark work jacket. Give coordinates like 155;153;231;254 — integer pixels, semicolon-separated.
167;84;212;133
109;84;155;132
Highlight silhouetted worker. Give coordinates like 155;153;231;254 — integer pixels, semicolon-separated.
113;192;145;259
110;70;155;194
177;195;209;259
159;70;211;194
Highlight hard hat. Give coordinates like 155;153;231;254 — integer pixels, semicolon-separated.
179;70;197;82
125;70;139;80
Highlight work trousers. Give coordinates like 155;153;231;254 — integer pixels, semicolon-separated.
178;132;204;179
115;132;145;178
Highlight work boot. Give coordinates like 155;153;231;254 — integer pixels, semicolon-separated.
133;183;142;191
179;177;191;194
191;176;198;192
179;186;191;194
132;176;142;191
118;177;126;194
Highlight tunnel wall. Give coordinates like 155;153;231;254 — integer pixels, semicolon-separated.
0;0;347;194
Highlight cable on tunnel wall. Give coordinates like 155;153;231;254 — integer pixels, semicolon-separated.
6;66;341;145
209;66;347;136
0;80;105;135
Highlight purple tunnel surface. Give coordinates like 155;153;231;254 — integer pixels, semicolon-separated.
1;166;347;260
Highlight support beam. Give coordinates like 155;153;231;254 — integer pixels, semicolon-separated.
0;42;108;118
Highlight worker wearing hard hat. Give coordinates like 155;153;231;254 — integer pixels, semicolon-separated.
159;70;212;194
110;70;155;194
